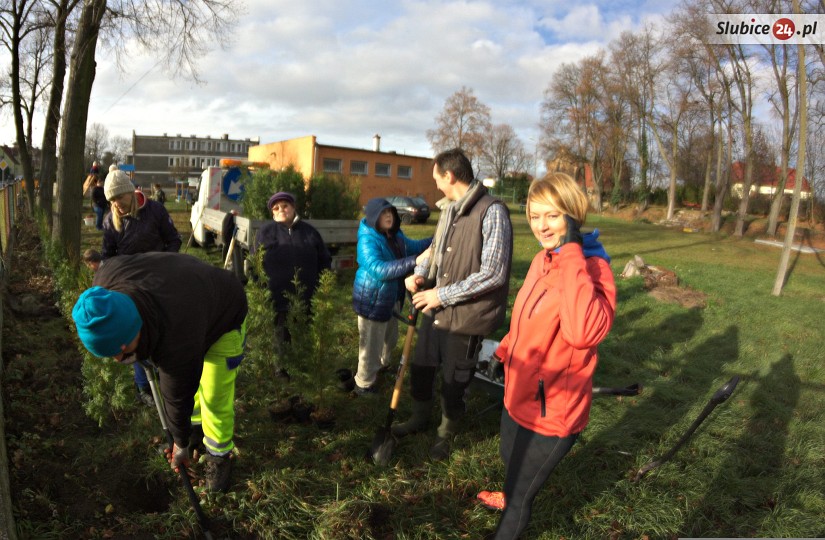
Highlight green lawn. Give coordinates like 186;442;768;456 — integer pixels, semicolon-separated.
36;204;825;538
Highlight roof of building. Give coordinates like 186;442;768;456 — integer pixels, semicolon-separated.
731;161;811;192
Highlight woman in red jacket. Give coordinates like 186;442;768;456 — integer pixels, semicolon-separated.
478;172;617;539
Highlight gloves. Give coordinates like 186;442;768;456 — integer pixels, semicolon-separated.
562;215;583;246
487;354;505;384
164;443;191;472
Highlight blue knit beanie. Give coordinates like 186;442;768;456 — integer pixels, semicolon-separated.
72;286;143;358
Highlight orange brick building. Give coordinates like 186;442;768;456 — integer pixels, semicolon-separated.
248;135;440;207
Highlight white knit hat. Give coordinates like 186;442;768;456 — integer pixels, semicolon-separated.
109;163;118;172
104;170;134;201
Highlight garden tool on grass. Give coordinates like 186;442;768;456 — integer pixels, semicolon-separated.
593;383;642;396
632;375;740;482
140;361;215;540
370;296;419;466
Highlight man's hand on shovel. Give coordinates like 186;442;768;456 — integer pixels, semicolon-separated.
164;443;194;478
412;288;441;312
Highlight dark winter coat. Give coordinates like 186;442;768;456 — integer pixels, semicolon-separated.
92;252;247;447
91;185;108;210
352;198;431;321
254;218;332;312
101;192;181;258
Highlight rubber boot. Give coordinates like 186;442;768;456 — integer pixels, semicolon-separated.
391;399;432;437
429;414;460;461
204;453;233;492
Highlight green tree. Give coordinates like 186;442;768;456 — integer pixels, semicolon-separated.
305;174;361;219
241;165;307;220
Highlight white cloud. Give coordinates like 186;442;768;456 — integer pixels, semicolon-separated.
2;0;681;158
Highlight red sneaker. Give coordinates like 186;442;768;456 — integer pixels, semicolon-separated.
477;490;506;510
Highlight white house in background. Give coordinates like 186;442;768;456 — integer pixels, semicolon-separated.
730;161;812;200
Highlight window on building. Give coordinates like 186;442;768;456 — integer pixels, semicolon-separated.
350;160;368;175
375;163;391;177
398;165;413;179
323;158;343;173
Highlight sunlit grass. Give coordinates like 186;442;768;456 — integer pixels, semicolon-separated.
15;203;825;538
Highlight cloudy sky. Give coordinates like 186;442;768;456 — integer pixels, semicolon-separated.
4;0;678;159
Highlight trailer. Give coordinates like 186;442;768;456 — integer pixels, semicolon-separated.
189;163;358;280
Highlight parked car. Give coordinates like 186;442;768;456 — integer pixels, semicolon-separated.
385;196;431;224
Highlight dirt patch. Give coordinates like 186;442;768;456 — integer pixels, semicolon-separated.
620;254;708;309
2;219;180;538
647;286;708;309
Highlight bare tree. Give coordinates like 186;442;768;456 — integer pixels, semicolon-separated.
646;29;696;221
52;0;240;258
759;4;800;237
37;0;80;225
611;29;658;212
480;123;529;182
773;0;808;295
598;51;632;212
0;0;48;211
541;55;610;211
109;133;130;163
427;86;491;170
85;121;109;167
52;0;106;258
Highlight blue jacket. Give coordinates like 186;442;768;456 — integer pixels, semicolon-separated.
352;198;431;322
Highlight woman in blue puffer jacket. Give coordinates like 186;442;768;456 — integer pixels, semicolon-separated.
351;198;431;395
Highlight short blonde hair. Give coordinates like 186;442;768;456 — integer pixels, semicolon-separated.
526;172;589;225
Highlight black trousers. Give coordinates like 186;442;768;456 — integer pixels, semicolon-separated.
494;408;578;540
409;313;482;420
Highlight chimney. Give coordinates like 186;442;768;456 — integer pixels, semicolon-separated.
373;134;381;152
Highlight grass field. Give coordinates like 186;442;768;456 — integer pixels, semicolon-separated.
13;201;825;539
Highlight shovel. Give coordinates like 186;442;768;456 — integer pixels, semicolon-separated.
370;298;419;466
140;361;215;540
632;375;740;482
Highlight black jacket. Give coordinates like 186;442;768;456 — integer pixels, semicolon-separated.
101;192;181;259
91;186;108;210
93;252;247;446
254;219;332;312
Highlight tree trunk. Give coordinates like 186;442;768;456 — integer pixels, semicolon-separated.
733;114;754;237
700;108;715;212
773;0;807;296
590;155;603;213
666;130;679;221
9;1;37;213
767;133;791;238
711;112;733;233
636;125;650;213
53;0;107;260
38;0;72;228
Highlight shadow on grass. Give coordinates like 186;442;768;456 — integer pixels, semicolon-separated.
526;324;738;537
786;229;825;282
678;353;801;538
